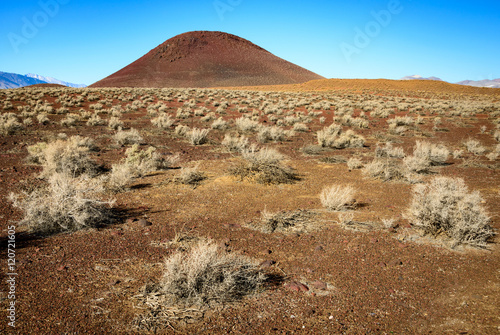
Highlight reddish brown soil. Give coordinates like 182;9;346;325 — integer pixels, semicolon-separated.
90;31;324;88
24;84;67;88
0;85;499;335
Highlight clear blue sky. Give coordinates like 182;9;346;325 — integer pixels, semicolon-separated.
1;0;499;85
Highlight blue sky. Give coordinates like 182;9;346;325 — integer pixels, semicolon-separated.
1;0;499;85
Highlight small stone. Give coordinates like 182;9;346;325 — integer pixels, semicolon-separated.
310;280;328;291
388;259;403;266
138;218;152;227
285;281;309;293
109;279;121;286
259;260;276;268
314;245;324;251
304;308;316;316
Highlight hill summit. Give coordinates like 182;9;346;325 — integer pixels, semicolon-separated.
91;31;324;88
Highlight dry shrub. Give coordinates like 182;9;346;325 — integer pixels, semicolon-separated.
175;124;190;137
464;138;486;155
113;128;143;145
9;173;115;235
160;241;264;306
221;134;249;153
235;117;259;132
211;117;228;130
187;128;210;145
29;137;99;178
86;112;105;126
317;124;365;149
151;113;174;129
257;126;286;143
0;113;23;135
133;241;265;329
412;141;449;165
123;144;179;177
174;166;206;185
253;209;315;233
406;176;494;248
347;157;363;170
106;163;135;192
320;184;356;211
230;147;298;184
363;158;406;182
375;142;405;159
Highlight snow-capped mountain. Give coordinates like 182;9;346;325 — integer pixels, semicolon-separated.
401;75;500;88
401;75;444;81
0;71;86;89
25;73;86;88
0;72;48;89
456;79;500;89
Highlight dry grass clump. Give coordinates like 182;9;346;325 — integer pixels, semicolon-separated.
406;176;494;248
375;142;405;159
320;184;356;211
412;141;449;165
402;141;449;174
28;137;99;178
151;113;174;129
230;147;298;184
113;128;143;146
186;128;210;145
252;209;315;233
347;157;363;170
37;113;50;125
86;112;105;126
108;116;123;130
257;126;287;143
106;145;179;192
160;241;264;306
363;158;411;182
0;113;23;135
106;163;135;192
317;124;365;149
463;138;486;155
221;134;249;153
9;173;115;235
174;166;206;186
122;144;179;177
133;241;265;329
211;117;228;130
235;117;260;132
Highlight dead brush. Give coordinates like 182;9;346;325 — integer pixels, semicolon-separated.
406;176;495;248
250;209;315;233
133;241;265;330
230;147;298;184
8;173;115;235
173;165;206;186
28;137;99;178
320;184;357;211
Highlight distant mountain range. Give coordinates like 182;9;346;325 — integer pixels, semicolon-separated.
401;75;444;81
401;75;500;88
0;71;86;89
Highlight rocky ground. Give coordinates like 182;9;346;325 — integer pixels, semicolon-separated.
0;83;499;334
